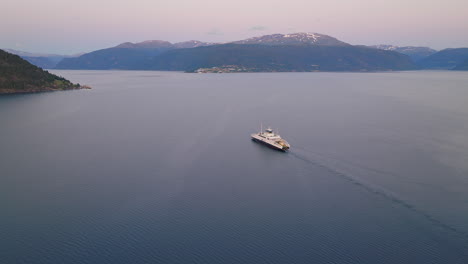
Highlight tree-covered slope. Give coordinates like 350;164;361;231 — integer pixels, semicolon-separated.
418;48;468;69
0;49;87;94
453;58;468;70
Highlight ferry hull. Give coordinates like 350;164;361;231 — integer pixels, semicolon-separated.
251;137;288;152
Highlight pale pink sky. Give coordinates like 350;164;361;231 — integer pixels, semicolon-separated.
2;0;468;54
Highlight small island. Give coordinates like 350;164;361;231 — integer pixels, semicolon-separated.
0;49;90;95
192;64;324;73
193;65;254;73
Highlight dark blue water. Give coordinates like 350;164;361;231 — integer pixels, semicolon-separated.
1;71;468;264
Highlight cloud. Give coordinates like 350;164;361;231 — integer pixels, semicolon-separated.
249;26;268;31
207;28;224;36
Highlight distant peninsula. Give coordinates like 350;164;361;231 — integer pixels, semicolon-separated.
0;49;90;95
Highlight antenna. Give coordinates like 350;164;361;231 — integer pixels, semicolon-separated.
260;122;263;133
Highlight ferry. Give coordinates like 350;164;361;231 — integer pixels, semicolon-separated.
251;126;290;151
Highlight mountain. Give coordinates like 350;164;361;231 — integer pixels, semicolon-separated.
369;45;437;62
114;40;216;49
144;44;417;72
4;49;80;69
418;48;468;69
173;40;218;49
56;40;214;69
55;33;418;72
231;33;350;46
453;58;468;70
114;40;173;49
3;49;64;58
19;56;64;69
0;49;88;94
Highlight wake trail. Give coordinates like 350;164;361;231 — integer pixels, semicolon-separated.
288;148;468;244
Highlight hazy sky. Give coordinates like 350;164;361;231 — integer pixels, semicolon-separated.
2;0;468;54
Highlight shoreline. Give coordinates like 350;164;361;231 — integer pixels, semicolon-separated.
0;85;91;95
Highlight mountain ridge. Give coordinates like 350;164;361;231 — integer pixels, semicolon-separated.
369;45;437;62
55;32;419;72
231;33;350;46
417;48;468;69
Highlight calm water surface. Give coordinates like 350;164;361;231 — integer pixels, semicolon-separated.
1;71;468;263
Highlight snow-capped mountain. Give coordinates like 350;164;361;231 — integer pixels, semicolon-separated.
371;45;435;53
231;33;350;46
369;45;437;61
55;32;418;70
114;40;216;49
370;45;400;51
115;40;173;49
113;33;348;49
173;40;218;49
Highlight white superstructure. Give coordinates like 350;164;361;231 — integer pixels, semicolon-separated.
251;126;290;151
